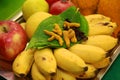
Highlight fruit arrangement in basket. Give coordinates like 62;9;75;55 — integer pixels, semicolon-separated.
0;0;120;80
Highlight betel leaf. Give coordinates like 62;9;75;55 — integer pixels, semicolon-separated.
27;6;89;49
27;16;65;49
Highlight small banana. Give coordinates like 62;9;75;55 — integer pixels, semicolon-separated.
82;35;118;51
12;49;35;77
52;68;76;80
85;14;117;36
76;64;97;79
46;75;52;80
69;44;106;63
34;48;57;75
31;63;46;80
85;14;111;23
92;57;111;69
54;48;88;74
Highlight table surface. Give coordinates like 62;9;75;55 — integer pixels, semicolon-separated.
0;0;120;80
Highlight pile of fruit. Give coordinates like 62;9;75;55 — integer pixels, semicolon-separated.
0;0;119;80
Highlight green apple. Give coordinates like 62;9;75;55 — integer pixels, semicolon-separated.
25;12;52;39
22;0;49;20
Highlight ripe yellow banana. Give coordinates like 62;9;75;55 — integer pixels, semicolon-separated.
12;49;35;77
34;48;57;75
52;68;76;80
46;75;52;80
69;44;106;63
76;64;97;79
85;14;117;36
85;14;111;23
31;63;46;80
82;35;118;51
54;48;88;74
92;57;111;69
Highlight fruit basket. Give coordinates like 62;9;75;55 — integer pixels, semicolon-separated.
0;10;120;80
0;0;120;80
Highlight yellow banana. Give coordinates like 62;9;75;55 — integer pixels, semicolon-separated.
52;68;76;80
85;14;111;23
69;44;106;63
92;57;111;69
34;48;57;75
76;64;97;79
46;75;52;80
12;49;35;77
54;48;88;74
82;35;118;51
85;14;117;36
31;63;46;80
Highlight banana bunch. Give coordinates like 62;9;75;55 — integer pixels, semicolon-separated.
12;43;116;80
12;14;118;80
31;48;88;80
12;36;117;80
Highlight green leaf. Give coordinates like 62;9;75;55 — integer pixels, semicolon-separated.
27;15;65;49
27;6;89;49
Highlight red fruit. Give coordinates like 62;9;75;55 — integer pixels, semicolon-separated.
46;0;59;6
49;0;75;15
0;21;27;61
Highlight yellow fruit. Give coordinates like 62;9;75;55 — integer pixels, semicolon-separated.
12;49;35;77
85;14;117;36
25;12;52;39
52;68;76;80
69;44;106;63
82;35;118;51
92;57;111;69
31;63;46;80
76;64;97;79
22;0;49;20
54;48;88;74
34;48;57;75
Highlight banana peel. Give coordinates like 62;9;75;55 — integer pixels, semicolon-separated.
34;48;57;75
82;35;118;51
54;48;88;74
92;57;111;69
69;44;106;63
12;49;35;77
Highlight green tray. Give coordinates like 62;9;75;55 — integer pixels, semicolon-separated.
0;0;25;20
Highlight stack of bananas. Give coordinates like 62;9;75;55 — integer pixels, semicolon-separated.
12;14;118;80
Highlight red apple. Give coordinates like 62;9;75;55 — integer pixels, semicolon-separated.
0;21;27;61
46;0;59;6
49;0;75;15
